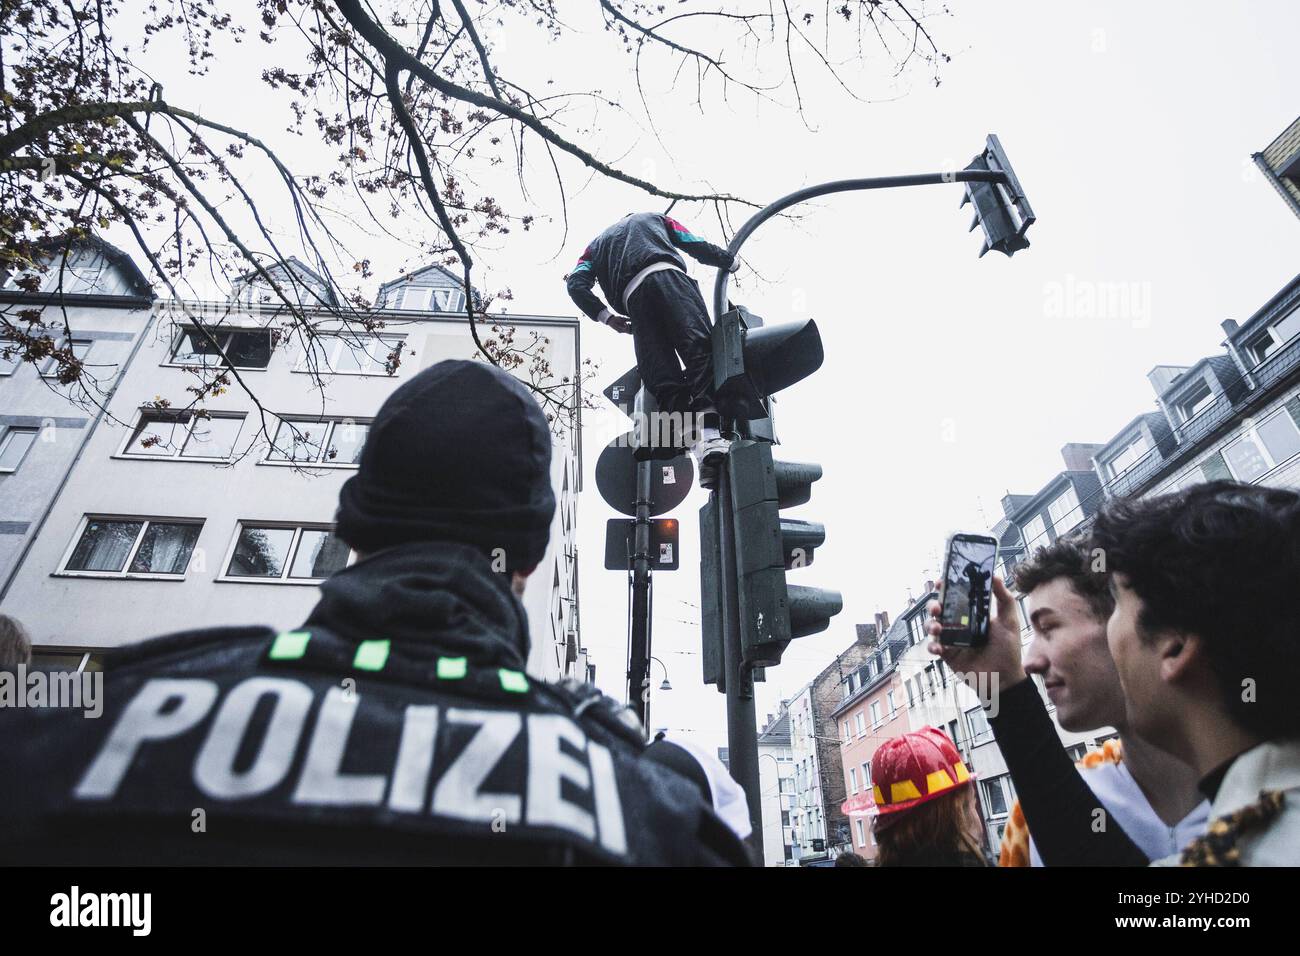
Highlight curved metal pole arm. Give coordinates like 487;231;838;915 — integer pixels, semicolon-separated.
711;169;1006;319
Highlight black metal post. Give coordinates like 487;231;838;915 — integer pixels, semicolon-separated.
626;389;654;735
711;169;1007;318
718;464;763;859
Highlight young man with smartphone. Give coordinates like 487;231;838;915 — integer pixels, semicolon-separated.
927;564;1149;866
978;537;1207;866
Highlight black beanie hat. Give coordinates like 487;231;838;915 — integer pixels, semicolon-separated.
335;359;556;572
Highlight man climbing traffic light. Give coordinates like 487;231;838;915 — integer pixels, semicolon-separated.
565;212;738;485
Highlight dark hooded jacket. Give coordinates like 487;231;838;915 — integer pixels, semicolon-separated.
0;541;751;866
565;212;733;320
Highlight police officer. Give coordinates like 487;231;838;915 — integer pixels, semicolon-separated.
0;360;752;866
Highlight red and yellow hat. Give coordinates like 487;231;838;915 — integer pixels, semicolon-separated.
871;727;975;825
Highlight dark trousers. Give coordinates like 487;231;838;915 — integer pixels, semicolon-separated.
626;268;715;416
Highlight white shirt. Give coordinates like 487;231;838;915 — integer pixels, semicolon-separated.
1029;759;1210;866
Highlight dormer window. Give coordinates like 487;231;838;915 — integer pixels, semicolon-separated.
1175;380;1214;422
1047;486;1083;536
1244;308;1300;365
1105;432;1149;478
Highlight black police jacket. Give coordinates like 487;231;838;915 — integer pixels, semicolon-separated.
0;541;751;866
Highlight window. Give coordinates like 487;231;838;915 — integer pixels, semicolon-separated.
1222;409;1300;483
856;712;866;736
868;702;881;729
0;427;39;472
61;517;202;578
123;411;246;460
266;417;370;466
886;690;897;718
298;334;403;375
1047;485;1083;535
982;774;1012;817
1246;309;1300;364
39;339;91;377
1105;432;1149;478
29;649;103;673
905;678;916;707
223;523;350;583
842;720;851;743
966;706;992;745
170;326;273;369
855;819;866;848
400;286;466;312
862;761;871;787
849;768;858;794
1066;743;1088;762
1175;380;1214;422
1021;513;1047;548
907;614;926;646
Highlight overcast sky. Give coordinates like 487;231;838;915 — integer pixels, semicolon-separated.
129;2;1300;750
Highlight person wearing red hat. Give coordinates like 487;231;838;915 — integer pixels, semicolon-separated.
872;727;992;867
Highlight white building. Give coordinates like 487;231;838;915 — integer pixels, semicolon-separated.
1;247;587;683
787;683;825;862
756;703;796;866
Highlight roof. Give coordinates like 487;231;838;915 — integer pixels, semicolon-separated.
1230;273;1300;345
1008;470;1099;526
30;232;154;298
233;255;339;307
1095;410;1171;459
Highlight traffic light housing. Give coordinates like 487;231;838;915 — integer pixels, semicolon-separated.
712;307;825;423
962;133;1036;258
727;440;842;667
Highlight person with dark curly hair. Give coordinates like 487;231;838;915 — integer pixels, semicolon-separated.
1090;480;1300;865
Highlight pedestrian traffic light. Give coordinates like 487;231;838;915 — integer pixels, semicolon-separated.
700;495;725;691
961;133;1036;258
712;306;825;422
728;440;842;667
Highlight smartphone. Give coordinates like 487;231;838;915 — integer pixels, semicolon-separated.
937;533;998;647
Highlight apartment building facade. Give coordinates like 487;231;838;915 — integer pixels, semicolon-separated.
1;235;156;628
831;615;911;860
788;629;875;864
756;704;796;866
1;248;587;683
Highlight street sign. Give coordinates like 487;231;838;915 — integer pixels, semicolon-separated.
595;433;693;517
602;366;641;411
604;518;681;571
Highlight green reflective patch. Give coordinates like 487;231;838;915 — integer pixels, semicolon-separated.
269;630;311;661
353;639;390;672
437;656;468;680
498;668;529;694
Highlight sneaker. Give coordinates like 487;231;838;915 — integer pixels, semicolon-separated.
691;434;732;489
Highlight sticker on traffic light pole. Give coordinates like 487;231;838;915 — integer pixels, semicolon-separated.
603;518;680;571
595;432;694;517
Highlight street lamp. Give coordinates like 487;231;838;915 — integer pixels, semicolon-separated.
649;655;672;691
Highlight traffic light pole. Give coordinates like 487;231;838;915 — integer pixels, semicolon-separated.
710;168;1008;317
717;463;764;859
626;387;655;736
706;159;1026;861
